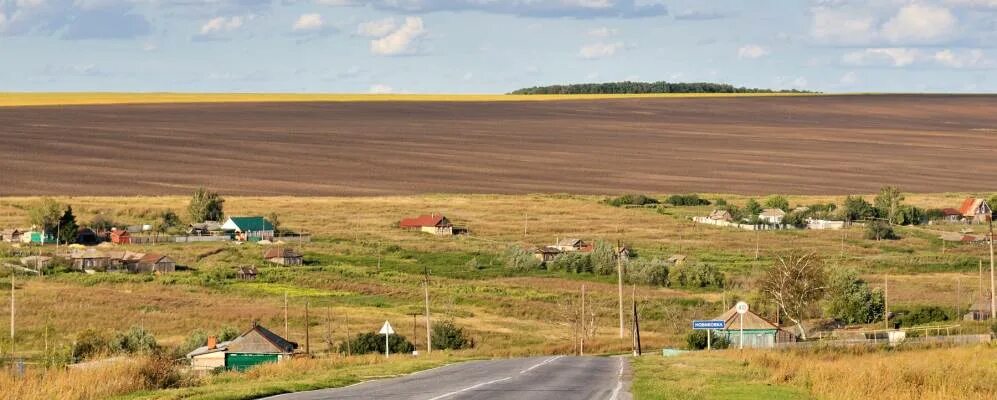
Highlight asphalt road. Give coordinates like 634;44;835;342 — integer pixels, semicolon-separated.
263;356;631;400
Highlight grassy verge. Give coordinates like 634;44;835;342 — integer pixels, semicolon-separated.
631;352;806;400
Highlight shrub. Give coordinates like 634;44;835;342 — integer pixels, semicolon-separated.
892;306;953;327
503;246;542;272
590;241;618;275
431;320;472;350
686;330;729;350
865;221;898;240
606;194;659;207
90;214;117;232
549;252;592;273
671;263;725;288
72;329;115;362
665;194;710;206
627;258;669;286
763;195;790;211
339;332;415;355
138;353;191;390
825;269;884;324
112;326;159;355
744;199;762;216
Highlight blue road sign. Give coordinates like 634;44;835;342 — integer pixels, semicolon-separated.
692;320;726;330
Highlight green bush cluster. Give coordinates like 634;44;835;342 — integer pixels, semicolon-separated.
686;330;730;350
72;326;159;362
605;194;659;207
431;320;473;351
671;263;725;288
338;332;415;355
891;306;954;327
665;194;710;206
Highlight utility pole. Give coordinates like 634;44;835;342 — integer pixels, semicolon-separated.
580;284;585;356
632;286;641;356
9;268;14;357
524;212;528;237
990;216;995;320
957;276;962;319
884;275;889;329
376;242;381;273
754;230;759;260
284;292;289;337
326;307;333;354
617;241;624;339
424;266;432;354
345;313;351;357
304;301;311;356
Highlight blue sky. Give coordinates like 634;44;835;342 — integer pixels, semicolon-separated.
1;0;995;93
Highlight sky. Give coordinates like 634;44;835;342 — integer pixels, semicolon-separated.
0;0;995;93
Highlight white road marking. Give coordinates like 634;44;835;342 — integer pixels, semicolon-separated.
519;355;563;374
425;377;512;400
608;357;625;400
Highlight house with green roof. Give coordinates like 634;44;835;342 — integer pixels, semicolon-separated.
221;216;275;242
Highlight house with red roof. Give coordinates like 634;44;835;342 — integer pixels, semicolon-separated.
958;198;992;224
399;213;455;236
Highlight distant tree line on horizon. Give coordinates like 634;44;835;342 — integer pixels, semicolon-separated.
509;81;816;95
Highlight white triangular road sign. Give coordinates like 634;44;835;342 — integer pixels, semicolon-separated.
379;320;395;335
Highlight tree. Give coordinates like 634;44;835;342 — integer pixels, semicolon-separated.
589;241;618;275
759;252;828;340
188;188;225;223
503;246;542;271
90;214;116;232
57;206;79;244
28;198;63;234
865;220;898;240
825;269;885;324
671;263;725;288
267;212;282;234
841;195;875;223
744;199;763;216
549;252;592;274
874;186;905;224
156;210;182;233
431;320;472;350
627;258;670;286
763;195;790;211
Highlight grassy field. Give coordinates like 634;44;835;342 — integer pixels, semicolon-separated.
633;344;997;400
0;92;807;107
0;193;994;399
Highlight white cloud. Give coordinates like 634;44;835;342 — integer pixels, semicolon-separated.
320;0;667;18
200;16;244;35
0;12;7;32
792;77;808;88
579;42;624;59
839;71;858;85
932;49;988;68
843;48;921;67
945;0;997;9
811;8;877;45
370;17;425;56
462;72;473;81
357;18;396;37
369;84;393;94
588;27;617;37
737;44;770;59
293;13;324;32
881;4;956;44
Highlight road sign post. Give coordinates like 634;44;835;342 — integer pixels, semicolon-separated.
379;321;394;358
735;301;749;350
692;320;725;351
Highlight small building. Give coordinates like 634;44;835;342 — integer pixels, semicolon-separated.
668;254;687;266
553;238;592;253
20;231;55;244
399;214;454;236
75;228;100;245
806;219;845;230
222;217;275;242
940;208;963;222
188;221;223;235
708;209;733;222
136;253;176;273
532;246;562;263
106;251;145;271
236;265;259;280
712;306;796;348
263;247;303;266
20;256;53;269
70;249;110;271
759;208;786;224
186;323;298;372
1;228;23;243
110;229;131;244
959;198;993;224
963;295;993;321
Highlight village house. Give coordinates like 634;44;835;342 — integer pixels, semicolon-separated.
940;208;963;223
188;221;224;235
20;256;53;269
106;251;145;271
399;214;454;236
263;247;304;266
552;238;593;253
71;248;111;271
136;253;177;273
1;228;23;243
110;229;131;244
532;246;562;263
186;323;298;372
963;295;993;321
222;217;275;242
708;209;733;222
806;219;845;230
959;198;993;224
759;208;786;224
20;230;55;244
712;305;796;348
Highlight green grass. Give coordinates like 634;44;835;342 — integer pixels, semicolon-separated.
632;352;807;400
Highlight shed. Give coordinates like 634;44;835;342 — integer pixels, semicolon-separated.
110;229;131;244
222;217;275;242
759;208;786;224
958;198;993;224
553;238;592;252
106;251;145;271
1;228;23;243
712;306;796;348
135;253;176;273
186;323;298;372
399;214;454;236
20;256;53;269
532;246;562;263
263;247;303;266
188;221;223;235
963;295;993;321
21;231;55;244
708;209;733;222
71;249;110;271
940;208;963;222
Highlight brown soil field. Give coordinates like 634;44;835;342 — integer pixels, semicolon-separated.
1;94;996;196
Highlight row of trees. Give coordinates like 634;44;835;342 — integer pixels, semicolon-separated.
605;193;711;207
510;81;814;95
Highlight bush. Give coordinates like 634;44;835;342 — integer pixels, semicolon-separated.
549;252;592;273
892;306;953;327
138;353;191;390
113;326;159;355
865;221;898;240
627;258;669;286
72;329;115;362
825;269;884;324
339;332;415;355
665;194;710;206
686;330;730;350
503;246;542;272
606;194;658;207
671;263;725;288
763;195;790;211
590;241;617;275
431;320;472;350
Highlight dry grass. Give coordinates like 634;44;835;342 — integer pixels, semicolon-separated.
1;357;148;400
748;345;997;400
0;92;800;107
